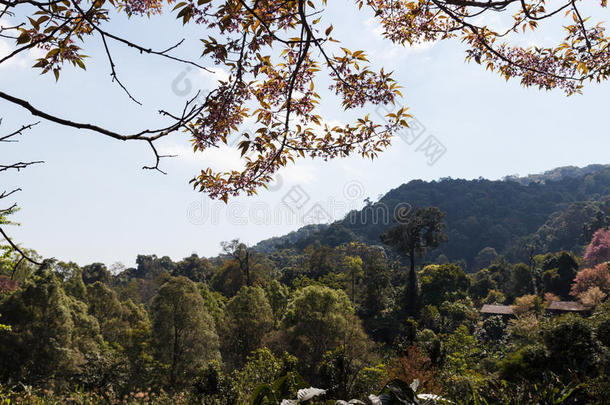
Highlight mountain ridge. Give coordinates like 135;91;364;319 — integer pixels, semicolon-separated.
253;163;610;269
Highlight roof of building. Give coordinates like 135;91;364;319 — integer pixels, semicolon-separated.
480;304;514;315
546;301;589;312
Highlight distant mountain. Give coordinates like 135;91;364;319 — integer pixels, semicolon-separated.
253;164;610;270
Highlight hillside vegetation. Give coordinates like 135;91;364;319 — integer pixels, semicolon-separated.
1;165;609;404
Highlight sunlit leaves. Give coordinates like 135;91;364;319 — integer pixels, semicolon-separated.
367;0;610;95
6;0;609;200
172;0;409;201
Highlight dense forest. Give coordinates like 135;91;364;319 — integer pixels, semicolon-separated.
1;166;610;404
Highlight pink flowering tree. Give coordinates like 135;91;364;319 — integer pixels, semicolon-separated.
584;228;610;267
570;263;610;297
0;275;18;293
1;1;610;199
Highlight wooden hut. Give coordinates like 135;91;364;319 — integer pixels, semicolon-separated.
480;304;515;318
546;301;591;315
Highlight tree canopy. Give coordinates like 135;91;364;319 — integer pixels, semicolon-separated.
1;222;609;402
150;276;220;388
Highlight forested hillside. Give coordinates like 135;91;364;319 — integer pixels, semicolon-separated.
257;165;610;270
1;165;610;404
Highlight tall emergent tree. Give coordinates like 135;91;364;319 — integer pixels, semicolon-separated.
221;240;252;287
1;0;610;201
219;285;274;368
342;255;363;304
150;276;219;389
381;207;447;316
281;285;371;383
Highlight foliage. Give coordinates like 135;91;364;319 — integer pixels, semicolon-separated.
512;295;540;317
477;316;506;345
534;201;609;255
0;314;10;332
317;347;381;401
0;385;193;404
506;314;539;346
381;207;447;316
442;325;480;375
248;372;309;405
570;263;610;297
81;263;112;286
0;270;103;385
281;285;373;383
150;276;219;388
342;255;364;304
233;349;298;403
387;345;442;396
472;248;498;272
250;374;452;405
508;264;535;300
173;254;214;283
464;373;580;405
220;286;274;368
498;344;549;382
596;316;610;347
584;228;610;267
266;279;290;326
540;251;579;299
539;315;603;377
0;275;18;294
420;264;469;307
1;200;610;403
438;299;477;334
192;360;238;405
578;287;607;308
280;168;610;268
480;290;505;305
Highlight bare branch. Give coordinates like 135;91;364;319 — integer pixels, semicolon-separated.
0;189;21;200
0;161;44;172
0;121;39;142
100;33;142;105
72;2;213;73
142;140;177;174
0;226;41;266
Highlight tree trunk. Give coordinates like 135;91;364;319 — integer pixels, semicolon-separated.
407;248;418;317
351;272;355;303
171;310;179;388
245;250;250;286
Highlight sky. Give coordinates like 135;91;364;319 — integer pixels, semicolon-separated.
1;1;609;267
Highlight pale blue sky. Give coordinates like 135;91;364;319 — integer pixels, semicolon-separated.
1;1;608;266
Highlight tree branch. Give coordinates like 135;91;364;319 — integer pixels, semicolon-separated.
0;226;41;266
